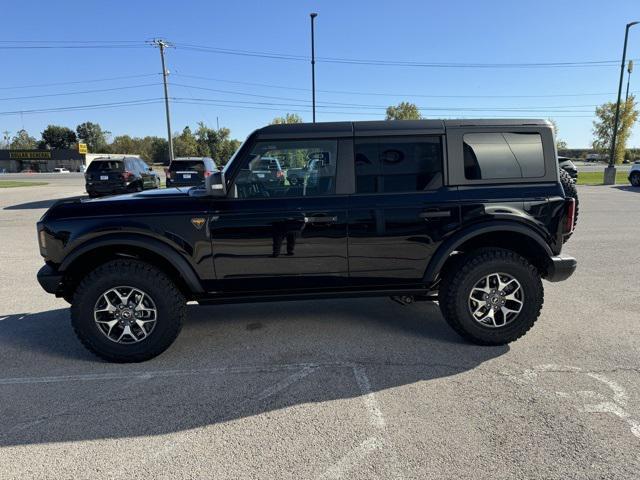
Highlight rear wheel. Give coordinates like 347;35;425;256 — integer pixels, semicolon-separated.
71;259;185;362
631;172;640;187
439;248;544;345
559;168;579;242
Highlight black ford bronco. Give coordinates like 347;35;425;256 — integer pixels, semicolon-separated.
37;120;577;362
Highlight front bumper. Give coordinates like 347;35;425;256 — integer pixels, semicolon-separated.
37;264;63;295
545;255;577;282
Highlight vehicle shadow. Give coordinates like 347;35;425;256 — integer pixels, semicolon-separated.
613;185;640;193
3;196;86;211
0;298;508;447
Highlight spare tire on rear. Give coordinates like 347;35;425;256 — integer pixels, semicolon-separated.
559;168;579;242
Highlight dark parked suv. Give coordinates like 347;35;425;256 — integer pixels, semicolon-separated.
85;156;159;197
37;120;577;362
165;157;218;188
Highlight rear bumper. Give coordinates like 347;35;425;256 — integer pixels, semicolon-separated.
545;255;577;282
37;264;63;295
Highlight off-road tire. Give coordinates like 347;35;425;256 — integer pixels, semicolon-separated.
559;168;579;241
438;248;544;346
71;259;185;362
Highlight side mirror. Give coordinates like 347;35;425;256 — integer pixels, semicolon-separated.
206;171;227;197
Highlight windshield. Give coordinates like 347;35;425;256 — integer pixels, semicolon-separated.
222;136;249;176
87;160;123;172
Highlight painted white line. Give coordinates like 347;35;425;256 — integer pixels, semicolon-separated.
0;316;8;322
586;372;629;406
319;436;382;480
0;363;321;386
352;365;386;429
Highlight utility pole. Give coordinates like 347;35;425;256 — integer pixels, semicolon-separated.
606;21;638;184
310;13;318;123
149;39;175;163
626;60;634;101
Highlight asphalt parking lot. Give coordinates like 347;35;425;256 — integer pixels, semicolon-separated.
1;177;639;479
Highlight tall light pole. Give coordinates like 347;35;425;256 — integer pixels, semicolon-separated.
625;60;634;101
150;39;175;164
605;21;638;184
310;13;318;123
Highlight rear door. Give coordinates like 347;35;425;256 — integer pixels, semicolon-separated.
347;134;461;287
209;138;349;293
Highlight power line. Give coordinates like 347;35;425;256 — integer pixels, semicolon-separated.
174;42;639;69
173;73;635;99
0;83;161;101
0;99;163;116
0;73;158;90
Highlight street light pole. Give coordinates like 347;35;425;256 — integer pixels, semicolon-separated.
605;21;638;184
625;60;634;101
310;13;318;123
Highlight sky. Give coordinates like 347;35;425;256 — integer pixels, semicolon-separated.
1;0;639;148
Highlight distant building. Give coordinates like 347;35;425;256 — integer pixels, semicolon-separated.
0;149;142;173
0;149;84;173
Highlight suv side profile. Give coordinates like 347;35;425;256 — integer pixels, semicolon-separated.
37;120;577;362
85;156;159;197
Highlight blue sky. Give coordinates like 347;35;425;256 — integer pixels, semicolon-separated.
1;0;639;148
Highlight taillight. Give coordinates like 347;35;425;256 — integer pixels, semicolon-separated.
122;171;134;181
563;198;575;234
204;170;212;177
276;170;284;178
165;170;172;180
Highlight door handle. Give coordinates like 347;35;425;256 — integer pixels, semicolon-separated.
304;215;338;224
419;210;451;219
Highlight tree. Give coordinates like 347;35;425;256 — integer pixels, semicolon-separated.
385;102;421;120
76;122;110;152
194;122;241;165
271;113;304;124
592;95;638;164
173;126;199;157
39;125;77;149
548;119;568;150
9;129;37;149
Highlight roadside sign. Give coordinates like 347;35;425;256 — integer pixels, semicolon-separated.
78;143;88;154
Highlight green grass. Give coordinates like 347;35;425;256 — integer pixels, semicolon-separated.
576;171;628;185
0;180;49;188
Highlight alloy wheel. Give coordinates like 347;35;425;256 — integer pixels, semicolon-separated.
94;286;157;343
468;273;523;328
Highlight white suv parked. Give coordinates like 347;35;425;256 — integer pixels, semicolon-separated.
629;162;640;187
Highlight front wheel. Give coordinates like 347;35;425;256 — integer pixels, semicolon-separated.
71;259;185;362
630;172;640;187
439;248;544;345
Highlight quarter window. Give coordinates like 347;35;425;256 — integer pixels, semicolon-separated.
463;133;545;180
231;139;338;199
355;136;442;193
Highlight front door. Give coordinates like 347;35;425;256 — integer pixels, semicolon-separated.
347;135;460;286
209;138;348;293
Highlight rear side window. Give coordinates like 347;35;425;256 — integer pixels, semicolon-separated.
463;133;545;180
355;136;442;193
87;160;123;172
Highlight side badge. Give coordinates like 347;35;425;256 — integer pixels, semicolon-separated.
191;217;206;230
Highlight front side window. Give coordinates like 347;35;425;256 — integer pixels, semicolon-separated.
463;132;545;180
231;139;338;199
355;136;442;193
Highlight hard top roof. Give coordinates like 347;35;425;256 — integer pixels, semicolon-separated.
255;119;551;138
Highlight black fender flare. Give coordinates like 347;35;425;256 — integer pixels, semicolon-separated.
59;233;204;293
423;221;553;283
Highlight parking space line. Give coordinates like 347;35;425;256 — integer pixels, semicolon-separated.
0;363;322;386
352;364;386;429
